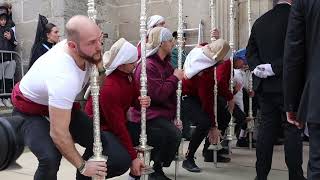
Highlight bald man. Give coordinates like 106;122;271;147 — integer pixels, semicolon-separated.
11;15;131;180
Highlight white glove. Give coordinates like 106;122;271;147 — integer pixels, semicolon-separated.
253;64;275;78
253;67;268;78
256;64;275;76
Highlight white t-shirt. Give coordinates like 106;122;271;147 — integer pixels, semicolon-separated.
20;40;90;109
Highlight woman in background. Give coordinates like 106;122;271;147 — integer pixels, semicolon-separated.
29;14;59;69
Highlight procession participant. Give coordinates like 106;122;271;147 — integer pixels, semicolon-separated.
84;38;151;179
130;27;183;180
137;15;166;60
246;1;305;179
11;15;130;180
181;39;231;172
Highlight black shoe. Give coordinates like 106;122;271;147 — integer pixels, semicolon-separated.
149;169;172;180
182;158;201;173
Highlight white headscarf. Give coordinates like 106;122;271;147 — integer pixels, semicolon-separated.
184;48;215;79
184;39;231;79
145;27;173;58
103;38;138;76
147;15;165;35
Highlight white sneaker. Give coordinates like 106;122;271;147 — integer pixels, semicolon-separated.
3;98;12;107
0;99;5;107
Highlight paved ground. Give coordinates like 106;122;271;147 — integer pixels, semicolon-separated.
0;141;309;180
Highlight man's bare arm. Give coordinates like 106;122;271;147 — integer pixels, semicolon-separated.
49;106;83;169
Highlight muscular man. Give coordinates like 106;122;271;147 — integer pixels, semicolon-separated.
11;15;131;180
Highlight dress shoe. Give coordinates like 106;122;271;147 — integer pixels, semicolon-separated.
182;158;201;173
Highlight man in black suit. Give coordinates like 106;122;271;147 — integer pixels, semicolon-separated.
246;1;305;180
284;0;320;179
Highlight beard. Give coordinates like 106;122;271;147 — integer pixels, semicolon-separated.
77;46;102;65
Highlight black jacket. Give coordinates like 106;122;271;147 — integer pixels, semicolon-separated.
283;0;320;123
246;3;291;94
28;41;54;69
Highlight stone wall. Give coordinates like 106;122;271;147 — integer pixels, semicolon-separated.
112;0;274;51
4;0;274;68
237;0;274;48
4;0;65;69
96;0;120;52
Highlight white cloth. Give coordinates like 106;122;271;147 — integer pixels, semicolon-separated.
184;47;216;79
146;46;159;58
147;15;165;34
19;39;89;109
104;41;138;76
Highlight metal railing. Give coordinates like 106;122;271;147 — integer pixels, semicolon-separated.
0;50;24;106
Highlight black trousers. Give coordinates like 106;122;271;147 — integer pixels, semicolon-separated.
127;118;181;170
14;109;131;180
255;93;305;180
192;95;246;153
216;96;247;134
307;123;320;180
182;96;215;159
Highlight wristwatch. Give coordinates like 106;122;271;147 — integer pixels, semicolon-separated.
78;161;86;174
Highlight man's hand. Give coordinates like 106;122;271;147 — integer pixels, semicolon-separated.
174;69;184;81
130;158;145;176
82;161;107;178
208;127;221;144
4;31;11;40
227;98;235;113
210;28;220;40
138;96;151;108
286;112;304;129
